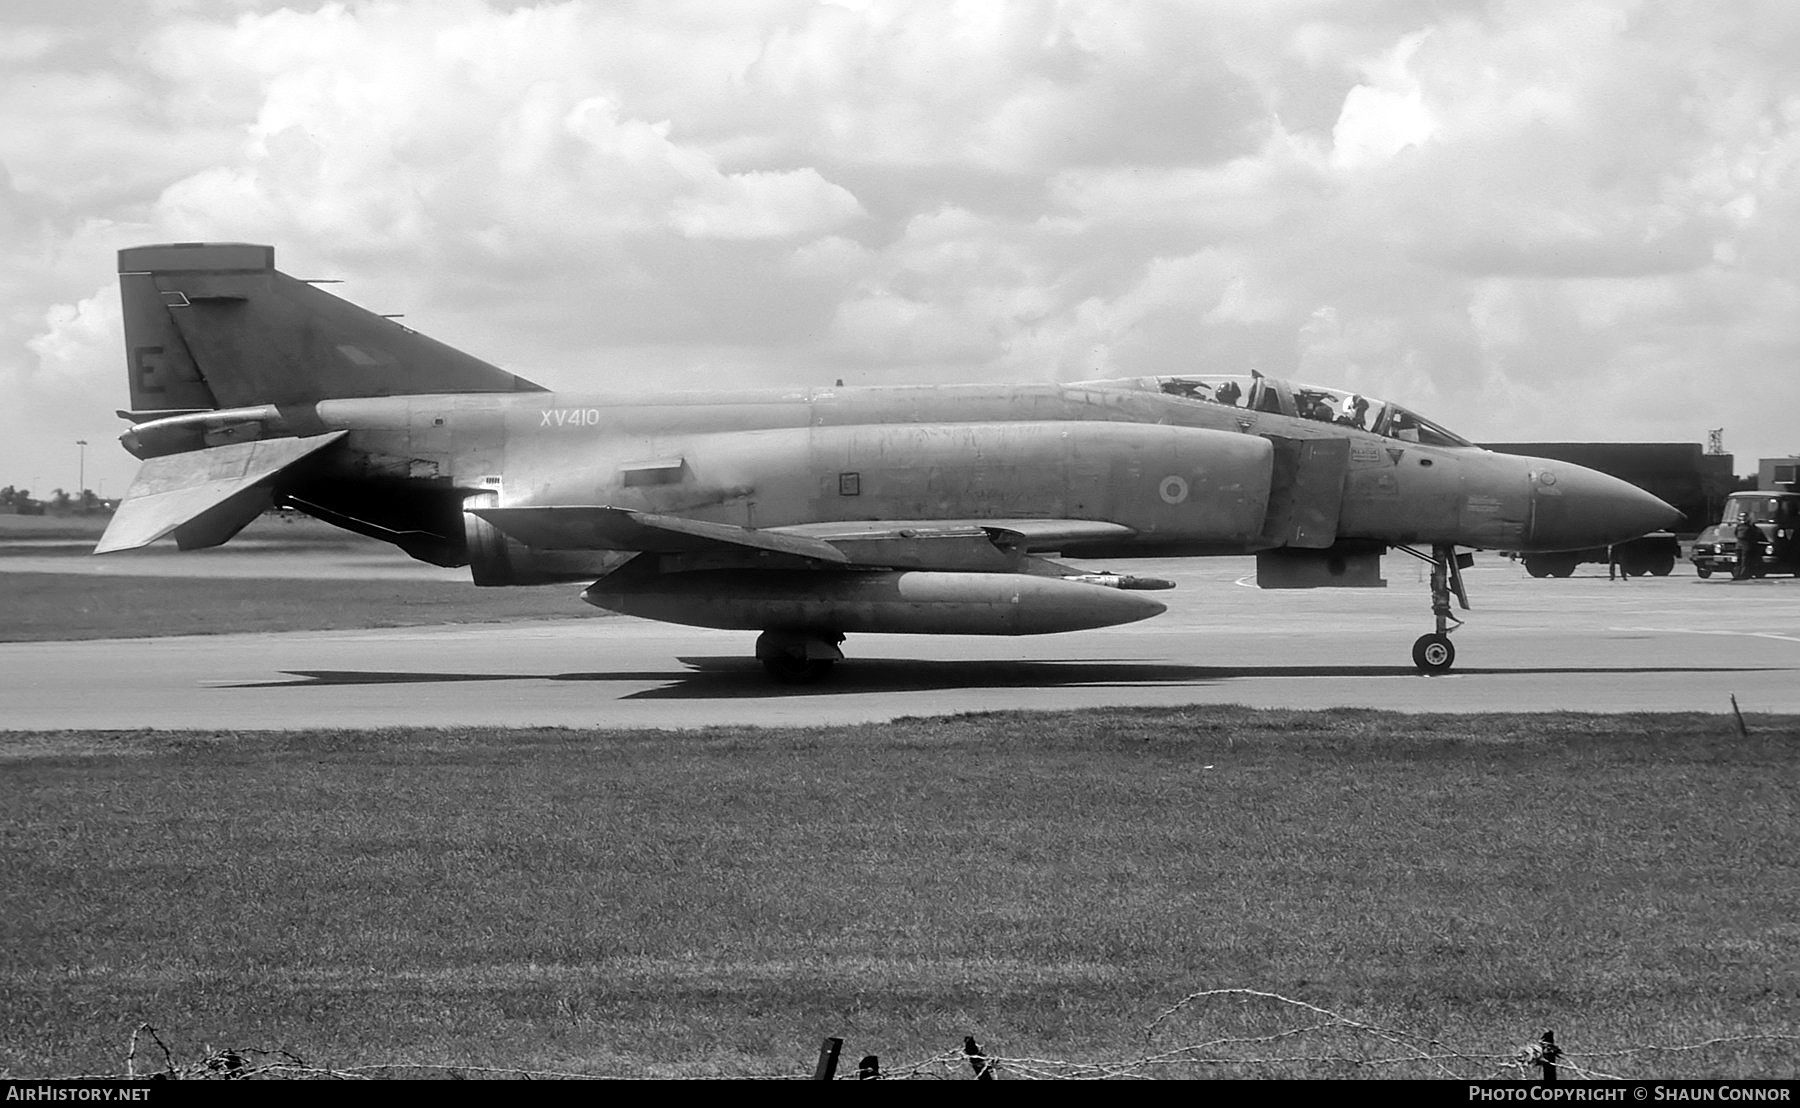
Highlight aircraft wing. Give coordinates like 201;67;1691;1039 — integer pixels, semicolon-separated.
96;431;349;553
470;507;1136;572
769;518;1137;551
469;506;852;563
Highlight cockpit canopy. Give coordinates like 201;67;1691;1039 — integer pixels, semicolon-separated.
1082;374;1476;449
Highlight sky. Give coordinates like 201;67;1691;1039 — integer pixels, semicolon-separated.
4;0;1798;498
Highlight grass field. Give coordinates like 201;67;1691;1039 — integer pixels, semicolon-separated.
5;709;1798;1079
0;512;590;640
0;574;585;641
0;510;349;544
0;512;113;539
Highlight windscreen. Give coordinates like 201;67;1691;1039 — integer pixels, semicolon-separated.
1128;375;1474;447
1722;497;1794;524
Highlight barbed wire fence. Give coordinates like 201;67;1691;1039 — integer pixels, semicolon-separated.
40;987;1800;1081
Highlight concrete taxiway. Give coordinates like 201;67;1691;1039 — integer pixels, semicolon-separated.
4;554;1797;730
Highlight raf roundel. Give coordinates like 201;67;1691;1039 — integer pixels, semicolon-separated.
1158;475;1190;505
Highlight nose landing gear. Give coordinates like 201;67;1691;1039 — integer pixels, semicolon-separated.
1397;544;1470;675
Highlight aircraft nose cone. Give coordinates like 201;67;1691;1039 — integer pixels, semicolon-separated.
1527;462;1683;551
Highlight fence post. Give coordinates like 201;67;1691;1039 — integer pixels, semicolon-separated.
1537;1030;1560;1082
963;1035;994;1080
813;1036;843;1081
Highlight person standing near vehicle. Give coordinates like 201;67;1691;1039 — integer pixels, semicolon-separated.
1734;517;1762;579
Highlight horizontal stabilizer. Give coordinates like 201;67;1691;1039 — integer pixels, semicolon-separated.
95;432;348;553
470;506;851;563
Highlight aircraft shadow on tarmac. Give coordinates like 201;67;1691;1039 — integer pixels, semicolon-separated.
222;659;1781;698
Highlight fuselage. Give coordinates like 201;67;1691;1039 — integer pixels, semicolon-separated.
124;379;1676;561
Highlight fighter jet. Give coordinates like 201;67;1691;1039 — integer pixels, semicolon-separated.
99;243;1677;680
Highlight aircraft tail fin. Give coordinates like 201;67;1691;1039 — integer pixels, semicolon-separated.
117;243;546;411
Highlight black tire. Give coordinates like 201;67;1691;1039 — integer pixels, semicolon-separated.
1650;554;1674;577
1548;558;1576;578
763;658;838;683
1525;561;1549;579
1412;633;1455;676
761;654;835;684
1696;565;1712;579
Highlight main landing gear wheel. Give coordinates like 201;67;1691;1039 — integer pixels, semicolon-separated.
760;654;836;684
1412;633;1455;675
754;630;845;685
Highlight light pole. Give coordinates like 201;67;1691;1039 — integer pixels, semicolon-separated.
75;440;87;508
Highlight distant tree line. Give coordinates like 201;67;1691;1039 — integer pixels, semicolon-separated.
0;486;113;515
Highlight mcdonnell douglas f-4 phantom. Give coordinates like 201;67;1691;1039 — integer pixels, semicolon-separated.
99;243;1677;680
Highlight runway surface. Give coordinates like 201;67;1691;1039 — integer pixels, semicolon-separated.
5;551;1797;730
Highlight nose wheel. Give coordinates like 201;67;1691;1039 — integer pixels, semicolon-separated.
1412;632;1455;674
1399;544;1470;675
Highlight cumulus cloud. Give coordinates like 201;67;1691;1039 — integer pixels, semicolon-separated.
4;0;1800;496
1331;30;1435;169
